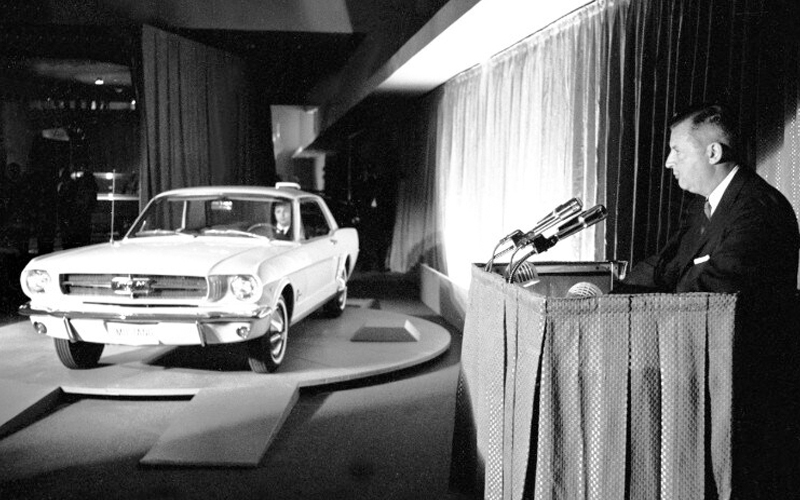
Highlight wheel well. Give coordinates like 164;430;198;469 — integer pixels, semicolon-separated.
281;285;294;320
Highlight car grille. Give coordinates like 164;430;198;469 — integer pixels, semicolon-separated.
60;274;209;299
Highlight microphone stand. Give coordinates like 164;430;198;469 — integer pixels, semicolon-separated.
485;229;523;272
486;198;583;273
485;239;509;272
506;247;539;284
506;245;540;284
506;204;608;284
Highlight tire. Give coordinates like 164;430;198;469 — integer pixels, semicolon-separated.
248;295;289;373
322;264;348;318
54;337;104;369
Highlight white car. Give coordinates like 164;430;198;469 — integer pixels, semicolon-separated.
19;183;359;373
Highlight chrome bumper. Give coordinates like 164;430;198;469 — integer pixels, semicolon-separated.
18;302;273;322
19;302;274;347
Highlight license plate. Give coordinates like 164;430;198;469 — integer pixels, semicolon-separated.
106;322;156;338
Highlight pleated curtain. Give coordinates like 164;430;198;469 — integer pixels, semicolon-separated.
137;25;274;205
388;0;800;288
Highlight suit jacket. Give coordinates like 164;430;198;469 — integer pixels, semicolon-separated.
273;226;292;241
624;167;800;496
624;166;799;316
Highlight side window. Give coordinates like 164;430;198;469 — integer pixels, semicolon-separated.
300;200;331;240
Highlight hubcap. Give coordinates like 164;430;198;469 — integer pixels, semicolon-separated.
336;268;347;309
269;307;286;359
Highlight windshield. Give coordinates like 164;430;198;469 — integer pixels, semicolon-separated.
127;194;295;241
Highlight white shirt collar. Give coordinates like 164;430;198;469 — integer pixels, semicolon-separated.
706;165;739;216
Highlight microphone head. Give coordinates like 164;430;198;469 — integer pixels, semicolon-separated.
506;261;539;286
556;204;608;240
566;281;604;298
526;197;584;242
555;197;583;216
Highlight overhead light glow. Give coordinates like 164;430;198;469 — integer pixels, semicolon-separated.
378;0;590;93
94;77;104;85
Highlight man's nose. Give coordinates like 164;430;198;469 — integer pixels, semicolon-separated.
665;153;675;169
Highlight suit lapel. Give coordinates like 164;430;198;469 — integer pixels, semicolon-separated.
702;167;751;242
673;203;707;273
677;167;752;277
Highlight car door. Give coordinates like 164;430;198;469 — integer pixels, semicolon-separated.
294;198;338;313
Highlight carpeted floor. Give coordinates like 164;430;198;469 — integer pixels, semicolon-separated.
0;272;476;500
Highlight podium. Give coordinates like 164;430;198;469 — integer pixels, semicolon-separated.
454;264;738;499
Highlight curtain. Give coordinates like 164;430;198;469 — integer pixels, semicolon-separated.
389;0;800;289
387;94;446;273
607;0;797;266
138;25;274;204
390;3;616;290
759;1;800;218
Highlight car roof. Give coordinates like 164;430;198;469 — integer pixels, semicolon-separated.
154;184;315;201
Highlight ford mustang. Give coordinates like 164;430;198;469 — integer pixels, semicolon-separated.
18;183;359;373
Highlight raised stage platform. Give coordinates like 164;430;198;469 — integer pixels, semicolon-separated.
0;301;452;467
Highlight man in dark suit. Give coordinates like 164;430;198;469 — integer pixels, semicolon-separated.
623;103;799;305
622;103;800;497
272;200;293;240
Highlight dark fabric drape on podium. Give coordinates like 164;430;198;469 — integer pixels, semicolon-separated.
137;25;275;204
456;265;738;500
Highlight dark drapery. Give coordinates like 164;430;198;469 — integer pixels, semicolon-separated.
137;25;275;205
604;0;797;267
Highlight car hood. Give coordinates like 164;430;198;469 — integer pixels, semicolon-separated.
28;236;293;276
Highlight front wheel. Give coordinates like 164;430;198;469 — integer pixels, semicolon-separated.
54;338;104;369
322;264;348;317
248;295;289;373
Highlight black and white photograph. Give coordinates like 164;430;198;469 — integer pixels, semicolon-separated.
1;1;799;499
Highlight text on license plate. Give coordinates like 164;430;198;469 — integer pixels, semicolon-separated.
106;322;156;337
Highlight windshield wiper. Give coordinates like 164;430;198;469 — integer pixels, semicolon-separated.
201;228;266;239
133;229;197;238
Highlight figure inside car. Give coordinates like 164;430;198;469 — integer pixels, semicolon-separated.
272;201;292;240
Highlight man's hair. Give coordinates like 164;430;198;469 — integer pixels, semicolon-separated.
669;103;739;156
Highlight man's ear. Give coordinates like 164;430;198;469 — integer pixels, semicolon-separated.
708;142;735;164
707;142;726;164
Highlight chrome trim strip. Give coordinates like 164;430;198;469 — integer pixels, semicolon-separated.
62;315;77;342
196;321;207;347
19;302;272;323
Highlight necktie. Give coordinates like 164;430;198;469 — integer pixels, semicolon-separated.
698;200;712;236
704;199;712;220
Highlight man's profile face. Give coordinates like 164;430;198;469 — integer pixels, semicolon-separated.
665;119;717;196
274;203;291;228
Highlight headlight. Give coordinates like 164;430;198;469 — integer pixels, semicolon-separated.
25;270;51;294
230;275;261;302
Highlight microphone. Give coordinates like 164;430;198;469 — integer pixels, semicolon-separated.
516;198;583;247
486;198;583;273
504;261;539;286
554;204;608;240
505;204;607;284
522;204;608;254
566;281;604;297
